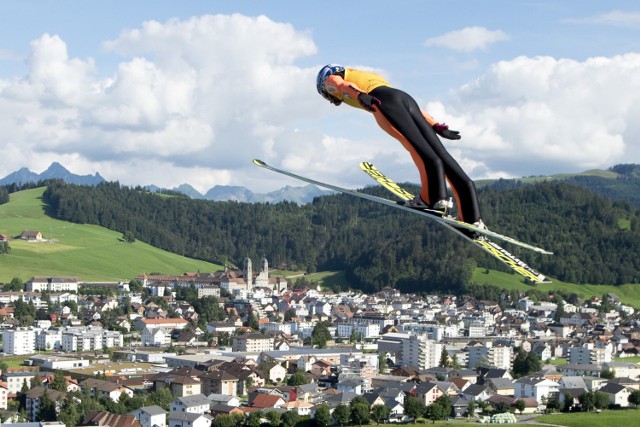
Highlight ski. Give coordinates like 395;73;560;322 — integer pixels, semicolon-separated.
253;159;551;254
253;159;550;283
358;161;551;283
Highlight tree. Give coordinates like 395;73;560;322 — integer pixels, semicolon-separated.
593;391;609;410
466;400;477;418
579;391;596;412
600;367;615;379
371;404;391;424
404;396;426;422
50;371;68;392
311;321;331;349
439;347;451;368
282;410;300;427
122;230;136;243
350;396;370;426
314;403;331;427
213;414;236;427
378;353;388;374
58;398;81;427
629;390;640;408
333;404;350;427
266;410;281;427
145;387;173;411
514;399;526;415
425;394;451;422
287;371;309;386
36;390;58;421
246;412;262;427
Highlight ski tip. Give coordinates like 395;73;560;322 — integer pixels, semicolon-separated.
252;159;267;167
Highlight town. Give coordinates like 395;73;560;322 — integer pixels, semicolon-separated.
1;257;640;427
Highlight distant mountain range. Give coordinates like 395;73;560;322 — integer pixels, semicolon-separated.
0;162;332;204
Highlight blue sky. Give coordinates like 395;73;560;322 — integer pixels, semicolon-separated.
1;1;640;193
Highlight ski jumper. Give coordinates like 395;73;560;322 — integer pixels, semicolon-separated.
323;68;481;223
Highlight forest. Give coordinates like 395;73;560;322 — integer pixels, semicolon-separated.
30;171;640;294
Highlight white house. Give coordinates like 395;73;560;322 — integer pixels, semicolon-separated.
142;327;171;347
599;383;633;407
26;276;79;293
168;412;213;427
515;377;560;403
602;362;640;380
130;405;167;427
170;394;210;415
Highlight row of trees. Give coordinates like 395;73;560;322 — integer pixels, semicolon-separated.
39;177;640;291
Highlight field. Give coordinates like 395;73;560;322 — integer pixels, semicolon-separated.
0;187;223;282
472;268;640;308
536;410;640;426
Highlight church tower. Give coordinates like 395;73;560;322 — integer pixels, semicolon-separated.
243;257;253;288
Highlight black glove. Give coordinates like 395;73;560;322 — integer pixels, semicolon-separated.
358;93;381;112
433;123;461;140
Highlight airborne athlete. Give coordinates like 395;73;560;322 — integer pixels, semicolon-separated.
316;64;486;231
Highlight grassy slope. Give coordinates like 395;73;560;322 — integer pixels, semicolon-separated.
472;268;640;308
537;410;640;427
0;187;222;282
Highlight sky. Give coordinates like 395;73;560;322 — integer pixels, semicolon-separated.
1;1;640;194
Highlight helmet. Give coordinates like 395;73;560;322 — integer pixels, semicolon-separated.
316;64;345;104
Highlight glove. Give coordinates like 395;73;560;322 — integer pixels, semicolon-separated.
357;93;381;112
433;123;461;140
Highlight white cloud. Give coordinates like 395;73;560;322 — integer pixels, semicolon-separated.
564;10;640;27
0;14;322;193
424;27;509;52
434;54;640;177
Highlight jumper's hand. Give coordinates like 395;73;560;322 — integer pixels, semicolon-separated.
433;123;461;140
357;93;381;112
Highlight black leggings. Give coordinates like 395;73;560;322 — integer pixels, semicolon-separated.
370;86;481;223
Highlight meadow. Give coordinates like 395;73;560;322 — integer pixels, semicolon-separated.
0;187;222;282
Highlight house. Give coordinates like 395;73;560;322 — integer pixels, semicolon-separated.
598;383;634;407
25;387;66;421
168;412;213;427
414;382;445;405
207;393;241;408
336;379;362;394
281;400;314;416
486;378;516;396
129;405;167;427
84;411;141;427
80;378;134;402
251;393;286;409
0;382;8;410
142;327;171;347
200;370;239;396
20;231;43;241
261;362;287;383
151;372;202;397
210;404;245;417
514;377;560;403
462;383;495;402
170;394;210;415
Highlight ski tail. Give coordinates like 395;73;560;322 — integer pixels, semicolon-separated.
358;161;551;283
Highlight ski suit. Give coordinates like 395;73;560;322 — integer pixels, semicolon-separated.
323;68;481;223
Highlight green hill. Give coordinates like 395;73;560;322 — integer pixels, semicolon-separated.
0;187;223;282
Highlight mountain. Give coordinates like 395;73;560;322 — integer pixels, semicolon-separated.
0;162;104;186
1;163;330;204
173;184;205;199
203;184;332;204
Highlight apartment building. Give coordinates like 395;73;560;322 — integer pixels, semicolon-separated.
2;328;36;355
232;333;274;352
